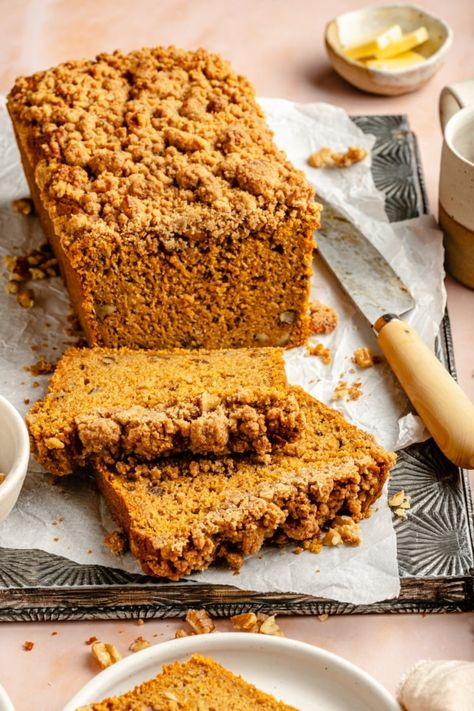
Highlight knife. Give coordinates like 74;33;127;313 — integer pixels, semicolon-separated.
316;197;474;469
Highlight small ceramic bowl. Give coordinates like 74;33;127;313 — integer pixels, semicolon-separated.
0;395;29;524
0;682;15;711
325;4;453;96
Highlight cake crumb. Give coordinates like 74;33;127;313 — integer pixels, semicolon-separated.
135;618;145;626
309;300;337;335
331;515;361;545
332;379;362;401
23;641;34;651
308;145;367;169
230;612;259;632
129;636;150;652
323;528;343;546
85;636;98;645
318;614;329;622
91;641;121;669
24;358;55;376
103;530;128;556
12;198;34;215
185;608;215;635
51;631;58;636
353;346;382;369
307;342;332;364
16;288;34;309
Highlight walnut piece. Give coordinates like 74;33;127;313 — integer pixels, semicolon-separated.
388;489;411;520
91;641;122;669
129;636;150;652
230;612;259;632
308;145;367;169
258;614;285;637
185;608;215;634
16;288;34;308
175;628;193;639
353;346;382;369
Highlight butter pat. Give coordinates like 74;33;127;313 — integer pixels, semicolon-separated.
374;26;429;59
365;51;425;71
343;24;403;60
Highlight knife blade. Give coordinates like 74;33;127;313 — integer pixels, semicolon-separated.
315;196;474;469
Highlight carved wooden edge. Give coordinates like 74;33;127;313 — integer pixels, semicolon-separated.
0;575;472;620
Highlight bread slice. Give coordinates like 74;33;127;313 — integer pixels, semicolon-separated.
26;346;303;475
8;46;319;350
95;388;395;580
86;654;298;710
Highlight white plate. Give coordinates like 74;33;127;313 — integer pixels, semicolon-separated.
63;633;399;711
0;683;15;711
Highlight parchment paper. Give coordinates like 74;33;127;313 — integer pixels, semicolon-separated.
0;97;446;604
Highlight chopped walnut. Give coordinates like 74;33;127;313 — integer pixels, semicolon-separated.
12;198;34;215
308;145;367;169
45;437;65;450
23;640;34;651
103;530;128;556
91;641;122;669
230;612;259;632
306;342;331;364
185;608;215;634
309;300;337;335
85;636;98;645
389;489;411;519
175;628;194;639
3;244;59;303
129;636;150;652
258;614;285;637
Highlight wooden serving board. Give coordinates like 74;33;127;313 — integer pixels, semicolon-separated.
0;115;473;620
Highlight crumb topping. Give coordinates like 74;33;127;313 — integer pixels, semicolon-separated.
9;46;318;258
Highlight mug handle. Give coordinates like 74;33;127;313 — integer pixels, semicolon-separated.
439;79;474;132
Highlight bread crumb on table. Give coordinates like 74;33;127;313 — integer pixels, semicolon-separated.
91;641;122;669
23;640;34;651
230;612;259;632
308;146;367;169
353;346;382;369
332;379;363;401
309;300;338;335
24;358;55;376
85;636;98;645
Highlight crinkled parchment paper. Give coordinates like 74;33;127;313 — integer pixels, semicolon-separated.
0;97;446;604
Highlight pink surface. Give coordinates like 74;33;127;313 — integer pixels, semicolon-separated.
0;1;473;709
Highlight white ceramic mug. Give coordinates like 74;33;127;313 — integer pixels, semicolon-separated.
439;79;474;288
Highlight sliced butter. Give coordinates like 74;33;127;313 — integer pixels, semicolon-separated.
343;24;403;60
374;26;429;59
365;50;425;71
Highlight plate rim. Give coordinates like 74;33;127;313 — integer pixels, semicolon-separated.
63;632;400;711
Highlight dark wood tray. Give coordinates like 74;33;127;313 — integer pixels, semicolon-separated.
1;115;473;621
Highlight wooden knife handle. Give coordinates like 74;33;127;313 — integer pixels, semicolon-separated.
376;317;474;469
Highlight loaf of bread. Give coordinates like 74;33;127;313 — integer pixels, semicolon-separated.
8;46;320;349
95;388;395;580
87;654;298;710
26;346;303;475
